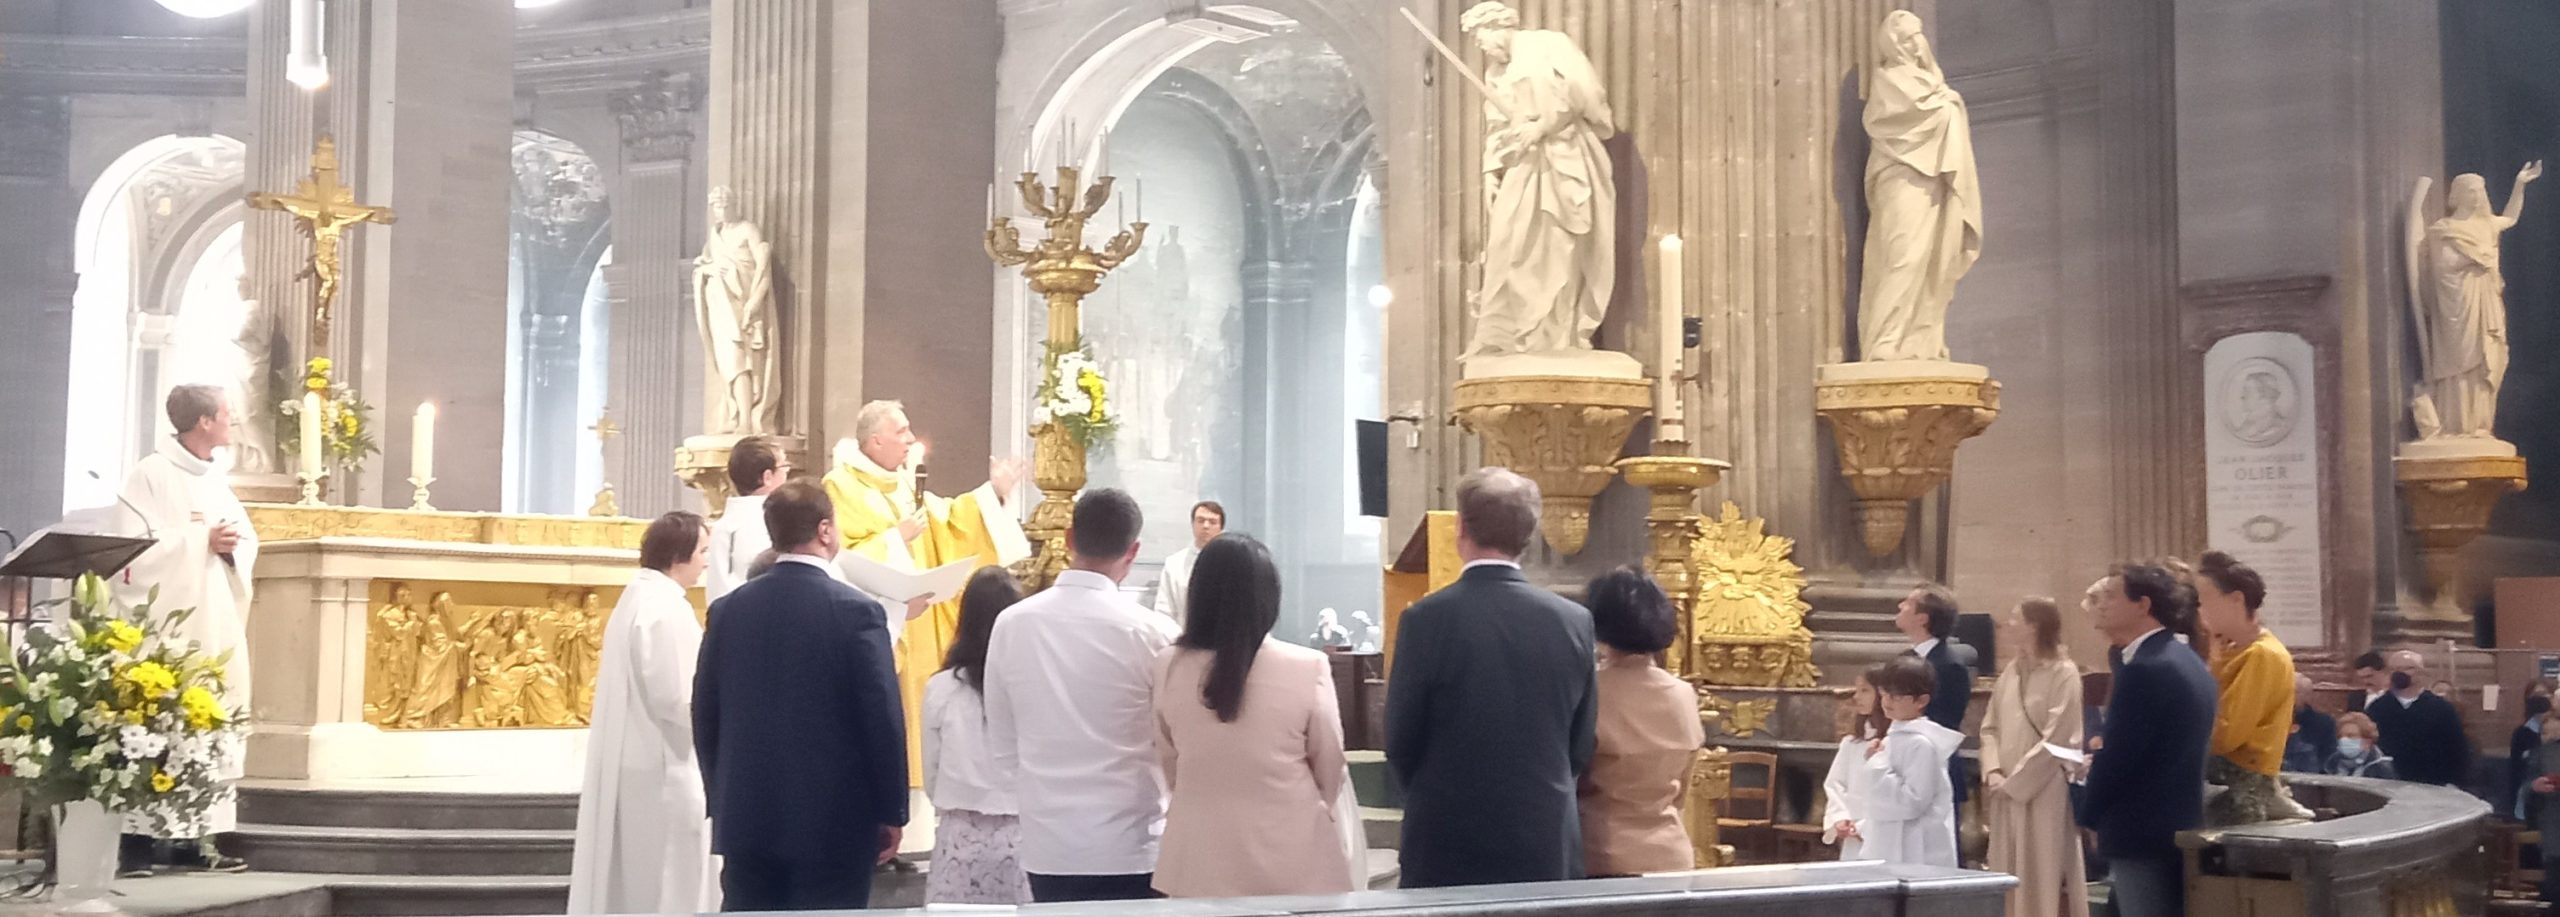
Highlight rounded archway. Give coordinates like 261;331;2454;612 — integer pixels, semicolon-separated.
503;130;613;514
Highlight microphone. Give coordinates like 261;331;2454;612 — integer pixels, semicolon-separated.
88;470;157;543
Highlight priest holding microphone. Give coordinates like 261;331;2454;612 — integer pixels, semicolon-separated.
822;400;1031;781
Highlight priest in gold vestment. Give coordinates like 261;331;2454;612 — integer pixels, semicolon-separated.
823;400;1031;781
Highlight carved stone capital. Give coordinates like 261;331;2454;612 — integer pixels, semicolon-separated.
2392;447;2527;618
612;70;702;164
1451;375;1651;555
1814;364;2003;557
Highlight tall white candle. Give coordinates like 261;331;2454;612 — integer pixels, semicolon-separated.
1657;235;1686;439
300;391;323;476
413;402;437;482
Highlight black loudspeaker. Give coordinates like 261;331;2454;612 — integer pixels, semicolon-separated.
1952;612;1997;678
1356;420;1388;518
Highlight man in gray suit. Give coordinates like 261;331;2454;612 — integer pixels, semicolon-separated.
1386;467;1599;888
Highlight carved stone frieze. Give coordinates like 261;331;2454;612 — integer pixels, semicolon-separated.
365;582;610;729
612;70;702;164
1451;375;1651;556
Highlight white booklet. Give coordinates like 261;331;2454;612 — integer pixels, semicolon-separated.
836;552;977;605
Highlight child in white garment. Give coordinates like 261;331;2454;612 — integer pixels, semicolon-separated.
1861;656;1965;867
1822;670;1888;858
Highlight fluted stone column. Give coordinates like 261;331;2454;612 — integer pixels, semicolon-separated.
0;94;75;537
243;0;317;407
608;72;700;517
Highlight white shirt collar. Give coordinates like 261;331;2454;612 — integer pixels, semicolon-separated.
1914;637;1941;659
1462;558;1522;571
1055;568;1117;591
2126;626;2169;657
776;552;845;581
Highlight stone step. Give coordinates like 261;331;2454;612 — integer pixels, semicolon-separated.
228;823;573;877
1347;750;1402;809
317;874;571;917
1361;806;1401;851
237;784;578;832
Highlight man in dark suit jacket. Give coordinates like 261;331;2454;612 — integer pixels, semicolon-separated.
1386;468;1598;888
695;481;907;911
2365;650;2473;788
2285;674;2337;773
2078;564;2218;917
1897;585;1974;829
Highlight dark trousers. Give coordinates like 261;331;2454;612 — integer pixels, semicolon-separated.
1028;872;1161;903
722;855;873;912
2106;856;2183;917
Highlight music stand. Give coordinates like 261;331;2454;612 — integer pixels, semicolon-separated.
0;529;155;625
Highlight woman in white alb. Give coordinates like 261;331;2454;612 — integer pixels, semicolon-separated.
922;568;1035;904
568;512;718;915
1822;669;1887;858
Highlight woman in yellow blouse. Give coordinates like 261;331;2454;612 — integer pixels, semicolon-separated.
2195;550;2314;823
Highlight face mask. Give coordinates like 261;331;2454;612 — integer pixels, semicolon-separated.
2337;737;2366;759
2390;671;2414;692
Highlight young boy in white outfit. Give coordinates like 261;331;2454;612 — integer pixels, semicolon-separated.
1860;656;1965;867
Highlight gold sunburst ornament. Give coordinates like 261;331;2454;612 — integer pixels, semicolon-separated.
1687;502;1819;688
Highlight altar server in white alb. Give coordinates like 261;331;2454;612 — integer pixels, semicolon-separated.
569;512;719;915
706;436;788;601
114;384;258;858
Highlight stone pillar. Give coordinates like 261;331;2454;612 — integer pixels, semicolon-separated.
340;0;516;512
243;0;317;418
608;72;700;518
0;94;75;537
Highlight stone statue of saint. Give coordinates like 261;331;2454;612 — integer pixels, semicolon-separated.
2406;162;2540;440
1856;10;1983;363
228;274;278;473
693;186;780;435
1459;1;1617;361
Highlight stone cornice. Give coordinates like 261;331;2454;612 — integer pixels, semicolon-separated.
0;9;708;98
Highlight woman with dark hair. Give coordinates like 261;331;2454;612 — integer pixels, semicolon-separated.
1575;566;1705;876
1150;534;1356;897
2194;550;2313;823
569;512;716;915
921;567;1031;904
1981;597;2088;917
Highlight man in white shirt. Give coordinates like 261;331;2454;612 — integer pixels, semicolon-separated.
983;488;1178;902
705;436;789;600
1149;500;1225;626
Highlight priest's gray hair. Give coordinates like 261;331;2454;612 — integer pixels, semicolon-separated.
1460;1;1520;33
855;399;907;444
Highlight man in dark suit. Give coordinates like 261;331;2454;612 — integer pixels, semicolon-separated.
1386;467;1598;888
2078;564;2218;917
2285;674;2337;773
695;481;907;911
1896;584;1974;837
2366;649;2473;788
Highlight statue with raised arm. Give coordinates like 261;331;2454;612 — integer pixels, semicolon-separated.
694;186;781;435
2406;161;2540;440
1856;10;1983;363
1458;1;1617;361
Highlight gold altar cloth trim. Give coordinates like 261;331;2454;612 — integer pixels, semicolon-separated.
247;503;650;550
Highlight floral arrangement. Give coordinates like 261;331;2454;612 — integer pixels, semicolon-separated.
0;575;246;837
276;356;380;474
1036;340;1120;451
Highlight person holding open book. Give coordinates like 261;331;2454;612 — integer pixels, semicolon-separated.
1979;596;2087;917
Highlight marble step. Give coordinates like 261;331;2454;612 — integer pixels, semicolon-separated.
227;823;573;877
313;874;570;917
1361;806;1401;851
236;783;577;832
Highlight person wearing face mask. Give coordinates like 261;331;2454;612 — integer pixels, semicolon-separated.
2364;651;2472;788
2323;713;2397;780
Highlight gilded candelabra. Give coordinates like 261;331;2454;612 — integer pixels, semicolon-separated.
1614;443;1728;678
986;165;1145;589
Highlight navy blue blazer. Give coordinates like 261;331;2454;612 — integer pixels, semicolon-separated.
1385;563;1598;888
694;558;909;862
2078;631;2218;861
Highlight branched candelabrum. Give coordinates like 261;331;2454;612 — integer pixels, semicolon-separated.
986;165;1146;589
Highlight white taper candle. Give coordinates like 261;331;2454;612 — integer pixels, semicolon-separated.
413;401;437;483
1657;234;1686;440
300;391;323;476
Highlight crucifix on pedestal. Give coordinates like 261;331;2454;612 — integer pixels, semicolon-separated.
588;411;622;517
247;134;395;361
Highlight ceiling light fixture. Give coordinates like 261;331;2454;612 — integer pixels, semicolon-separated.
155;0;255;18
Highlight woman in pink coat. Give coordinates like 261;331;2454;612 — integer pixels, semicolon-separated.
1152;534;1356;898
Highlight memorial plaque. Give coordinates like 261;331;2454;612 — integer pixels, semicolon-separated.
2203;332;2324;646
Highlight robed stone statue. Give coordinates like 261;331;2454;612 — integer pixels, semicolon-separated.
2406;162;2539;440
694;186;781;435
1459;1;1617;361
1857;10;1983;363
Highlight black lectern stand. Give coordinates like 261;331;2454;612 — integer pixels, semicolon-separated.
0;529;155;625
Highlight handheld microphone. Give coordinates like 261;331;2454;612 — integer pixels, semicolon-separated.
88;470;157;543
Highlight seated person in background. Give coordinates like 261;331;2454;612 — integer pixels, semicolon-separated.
2283;674;2336;775
1860;657;1964;868
2323;712;2397;780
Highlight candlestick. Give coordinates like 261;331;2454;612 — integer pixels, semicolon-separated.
300;391;323;478
297;470;324;506
1657;235;1686;442
408;475;436;512
412;401;437;483
985;182;996;221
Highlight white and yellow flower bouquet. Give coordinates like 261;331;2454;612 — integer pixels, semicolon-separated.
1036;340;1121;451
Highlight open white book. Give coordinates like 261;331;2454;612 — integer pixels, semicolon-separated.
835;552;978;605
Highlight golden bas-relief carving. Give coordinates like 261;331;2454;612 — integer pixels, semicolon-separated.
1687;502;1819;688
365;583;612;729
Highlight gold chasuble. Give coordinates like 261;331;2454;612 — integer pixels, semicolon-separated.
822;449;1031;784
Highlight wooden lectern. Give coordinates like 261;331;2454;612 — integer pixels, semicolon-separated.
1381;510;1459;677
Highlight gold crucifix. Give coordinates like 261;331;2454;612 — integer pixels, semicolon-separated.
587;411;622;517
247;134;395;357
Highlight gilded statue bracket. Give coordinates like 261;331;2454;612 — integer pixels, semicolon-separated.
1813;366;2002;557
2392;449;2527;617
1451;375;1651;555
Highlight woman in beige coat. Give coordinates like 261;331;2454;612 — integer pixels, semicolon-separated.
1576;566;1706;876
1980;596;2088;917
1152;534;1356;898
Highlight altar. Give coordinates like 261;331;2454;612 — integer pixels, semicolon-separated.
241;504;696;785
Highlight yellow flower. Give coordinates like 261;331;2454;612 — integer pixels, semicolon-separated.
180;687;225;731
150;770;175;794
123;708;144;726
100;620;143;654
119;661;177;698
13;715;30;731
